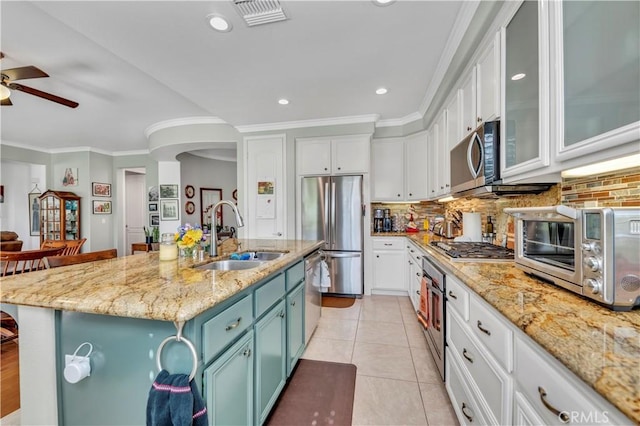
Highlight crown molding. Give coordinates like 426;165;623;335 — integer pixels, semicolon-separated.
144;116;228;139
235;113;380;133
418;0;480;116
112;149;150;157
1;140;52;154
376;112;423;128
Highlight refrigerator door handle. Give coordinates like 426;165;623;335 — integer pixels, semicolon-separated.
324;181;330;248
322;252;361;259
331;180;336;249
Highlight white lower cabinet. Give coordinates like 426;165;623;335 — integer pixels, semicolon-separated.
446;276;632;426
371;237;406;294
405;240;424;311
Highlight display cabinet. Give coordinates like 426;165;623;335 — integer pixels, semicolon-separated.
39;190;81;244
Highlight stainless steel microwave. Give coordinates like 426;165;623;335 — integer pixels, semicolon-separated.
450;121;552;197
505;206;640;310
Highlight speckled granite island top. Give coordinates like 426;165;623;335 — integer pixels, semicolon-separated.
0;239;322;323
404;232;639;423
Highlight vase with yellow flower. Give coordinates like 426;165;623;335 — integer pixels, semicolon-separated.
175;223;204;259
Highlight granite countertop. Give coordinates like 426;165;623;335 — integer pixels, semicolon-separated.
402;232;639;423
0;239;323;323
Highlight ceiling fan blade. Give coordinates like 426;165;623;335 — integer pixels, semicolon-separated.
8;82;78;108
2;66;49;81
0;52;4;60
1;97;12;106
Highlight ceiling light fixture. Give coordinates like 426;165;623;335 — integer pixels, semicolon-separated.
278;99;289;105
561;153;640;178
0;85;10;100
376;88;388;95
207;14;232;32
372;0;396;6
511;73;526;81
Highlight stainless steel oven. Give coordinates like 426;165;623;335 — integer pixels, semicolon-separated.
418;256;446;380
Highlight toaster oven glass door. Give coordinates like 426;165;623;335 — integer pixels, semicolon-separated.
522;220;576;271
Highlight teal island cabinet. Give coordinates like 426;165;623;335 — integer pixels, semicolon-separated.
0;238;322;426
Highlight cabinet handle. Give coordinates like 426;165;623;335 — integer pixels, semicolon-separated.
279;311;285;318
410;249;415;253
384;243;393;246
291;300;296;306
538;386;570;423
448;291;458;300
225;317;242;331
461;402;474;422
416;290;420;295
477;117;482;123
467;126;472;131
416;272;420;277
273;232;283;236
243;348;252;357
408;260;413;265
462;348;474;363
476;320;491;336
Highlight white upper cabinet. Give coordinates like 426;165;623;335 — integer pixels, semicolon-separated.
501;0;551;179
476;32;501;125
552;0;640;162
405;131;429;201
436;109;449;197
371;138;405;201
460;68;477;137
296;135;370;176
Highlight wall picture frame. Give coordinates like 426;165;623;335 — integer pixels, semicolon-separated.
148;186;159;201
92;182;111;197
159;184;179;199
150;214;159;226
149;203;158;212
28;193;41;236
160;199;179;220
62;167;78;187
93;200;112;214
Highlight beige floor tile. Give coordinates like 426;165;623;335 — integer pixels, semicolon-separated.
321;303;361;320
360;303;404;323
352;375;428;425
406;324;430;350
419;381;459;426
352;341;416;382
399;296;416;313
412;346;442;384
356;320;409;347
313;317;359;341
362;295;400;307
301;336;354;364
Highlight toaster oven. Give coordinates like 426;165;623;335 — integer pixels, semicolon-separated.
505;206;640;310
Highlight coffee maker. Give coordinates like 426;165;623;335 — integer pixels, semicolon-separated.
383;209;392;232
373;208;384;233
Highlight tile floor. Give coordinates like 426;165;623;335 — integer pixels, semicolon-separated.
302;295;459;426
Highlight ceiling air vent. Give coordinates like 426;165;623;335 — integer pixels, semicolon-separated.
232;0;288;26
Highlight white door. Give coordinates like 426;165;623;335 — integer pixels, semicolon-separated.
125;172;146;254
245;135;286;239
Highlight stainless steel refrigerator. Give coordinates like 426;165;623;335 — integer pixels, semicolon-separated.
301;175;363;295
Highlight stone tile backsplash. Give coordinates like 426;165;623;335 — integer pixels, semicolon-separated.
561;166;640;208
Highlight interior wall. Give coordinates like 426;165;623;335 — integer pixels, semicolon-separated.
88;152;115;251
177;153;237;227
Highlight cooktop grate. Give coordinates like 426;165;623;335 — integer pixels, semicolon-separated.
430;241;514;260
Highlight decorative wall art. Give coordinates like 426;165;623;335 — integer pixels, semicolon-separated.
149;203;158;212
200;188;223;230
93;200;112;214
92;182;111;197
0;185;4;203
185;201;195;215
159;184;179;199
150;214;159;226
185;185;195;199
160;199;179;220
148;186;159;201
28;193;41;236
62;168;78;187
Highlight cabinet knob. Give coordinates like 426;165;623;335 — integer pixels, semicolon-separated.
279;311;285;318
337;167;341;170
409;193;413;196
291;300;296;306
397;194;401;197
324;167;328;171
467;126;472;131
376;255;380;258
242;348;252;357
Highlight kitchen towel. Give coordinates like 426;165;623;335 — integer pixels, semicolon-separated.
319;260;331;292
463;212;482;242
146;369;207;426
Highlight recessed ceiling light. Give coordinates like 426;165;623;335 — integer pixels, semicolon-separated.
372;0;396;6
207;14;232;32
376;88;388;95
278;99;289;105
511;73;526;81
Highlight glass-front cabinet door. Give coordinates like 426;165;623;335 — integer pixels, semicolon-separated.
553;0;640;160
501;0;550;179
39;190;81;244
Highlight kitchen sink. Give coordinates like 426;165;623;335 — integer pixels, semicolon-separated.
251;251;286;261
195;260;266;271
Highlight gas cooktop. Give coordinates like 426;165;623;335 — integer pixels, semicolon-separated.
430;241;515;261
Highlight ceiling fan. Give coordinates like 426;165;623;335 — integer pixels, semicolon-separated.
1;52;79;108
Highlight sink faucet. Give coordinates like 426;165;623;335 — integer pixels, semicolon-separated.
209;200;245;257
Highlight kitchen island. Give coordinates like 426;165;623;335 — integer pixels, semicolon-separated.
403;232;639;424
0;238;322;425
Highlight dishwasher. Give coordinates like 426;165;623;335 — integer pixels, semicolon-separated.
304;250;323;344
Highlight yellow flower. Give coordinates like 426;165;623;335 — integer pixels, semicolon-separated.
177;228;203;249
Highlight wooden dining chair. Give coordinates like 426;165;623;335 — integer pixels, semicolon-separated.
44;248;117;269
41;238;87;256
0;247;66;276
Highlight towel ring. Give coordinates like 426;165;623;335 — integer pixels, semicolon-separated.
156;322;198;381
